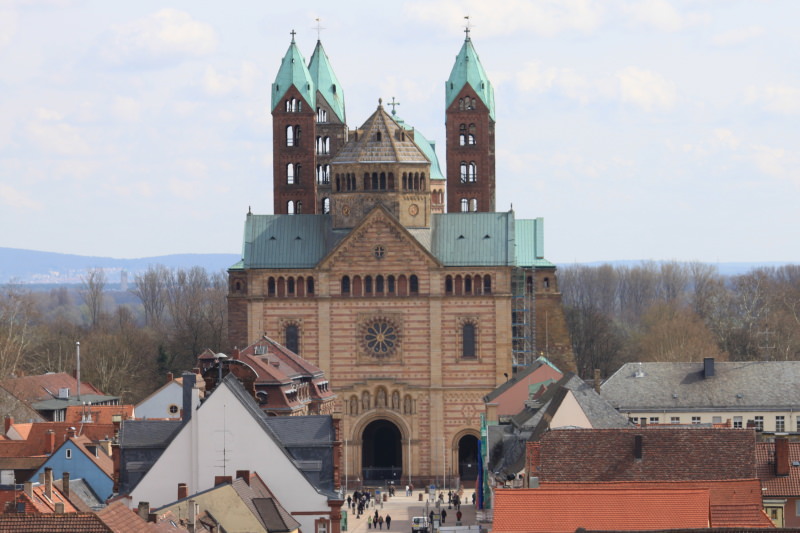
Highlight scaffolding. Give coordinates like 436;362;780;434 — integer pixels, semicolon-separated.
511;267;536;368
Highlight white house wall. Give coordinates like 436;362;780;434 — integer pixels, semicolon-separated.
135;382;185;420
128;382;330;533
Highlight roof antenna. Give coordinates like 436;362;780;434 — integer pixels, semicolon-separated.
313;18;325;41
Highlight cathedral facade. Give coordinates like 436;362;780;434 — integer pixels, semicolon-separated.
227;31;573;486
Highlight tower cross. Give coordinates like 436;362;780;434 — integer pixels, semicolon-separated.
313;18;325;41
290;29;296;43
388;97;401;115
464;15;471;40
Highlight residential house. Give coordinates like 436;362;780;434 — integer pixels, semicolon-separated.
116;419;182;496
0;372;117;422
152;471;300;533
483;357;562;422
757;437;800;528
135;373;205;420
0;467;77;514
126;374;344;533
601;359;800;432
97;500;189;532
30;435;114;503
197;334;336;416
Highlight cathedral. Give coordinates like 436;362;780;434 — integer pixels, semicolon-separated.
227;29;574;487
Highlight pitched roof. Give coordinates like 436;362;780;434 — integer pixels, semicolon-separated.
0;512;112;532
538;479;773;529
390;113;445;181
331;104;429;164
531;427;757;482
271;37;314;111
96;500;158;532
118;420;181;448
0;373;104;405
54;478;102;512
756;440;800;496
232;476;300;532
446;37;495;120
1;422;116;458
64;404;134;424
66;436;114;477
484;358;559;403
308;40;345;123
602;360;800;410
492;487;710;533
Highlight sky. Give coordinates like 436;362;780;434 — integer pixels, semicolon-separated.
0;0;798;264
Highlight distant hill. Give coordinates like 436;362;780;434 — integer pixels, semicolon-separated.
0;247;240;284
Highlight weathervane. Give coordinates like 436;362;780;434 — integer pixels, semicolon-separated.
313;18;325;41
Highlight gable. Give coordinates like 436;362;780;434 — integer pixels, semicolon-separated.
319;206;440;271
549;390;592;429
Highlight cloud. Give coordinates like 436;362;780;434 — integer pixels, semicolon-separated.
24;111;91;156
516;61;599;104
746;84;800;115
616;67;677;111
711;26;764;47
98;8;218;68
202;62;258;97
750;144;795;184
0;183;42;210
622;0;708;32
110;96;142;122
405;0;604;37
0;7;18;52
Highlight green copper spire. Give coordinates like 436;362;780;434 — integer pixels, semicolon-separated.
308;40;346;123
445;34;495;120
271;31;315;112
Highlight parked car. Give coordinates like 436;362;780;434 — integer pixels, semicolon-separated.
412;516;429;533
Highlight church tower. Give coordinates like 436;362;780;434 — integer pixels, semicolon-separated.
271;32;318;215
445;29;496;213
308;39;348;215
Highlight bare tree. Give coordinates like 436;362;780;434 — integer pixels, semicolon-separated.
0;284;37;378
80;268;107;329
130;265;169;327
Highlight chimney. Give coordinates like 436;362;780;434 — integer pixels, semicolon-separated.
137;502;150;520
4;415;13;435
232;347;240;361
182;372;197;424
23;481;32;498
634;435;643;460
214;475;232;486
189;500;198;531
55;502;64;514
44;467;53;500
178;483;188;500
166;372;174;383
593;369;601;394
148;513;158;523
98;439;112;457
47;430;55;454
61;472;70;500
66;427;76;439
236;470;251;485
703;357;715;379
775;437;790;477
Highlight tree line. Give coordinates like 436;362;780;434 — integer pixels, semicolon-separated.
0;266;229;403
560;262;800;379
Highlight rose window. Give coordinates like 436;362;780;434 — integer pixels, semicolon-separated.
364;321;397;355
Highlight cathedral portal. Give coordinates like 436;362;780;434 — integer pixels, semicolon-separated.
458;434;479;481
362;419;402;484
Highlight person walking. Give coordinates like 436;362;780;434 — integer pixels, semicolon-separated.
367;515;372;529
441;509;447;523
456;510;462;523
386;514;392;530
378;515;384;529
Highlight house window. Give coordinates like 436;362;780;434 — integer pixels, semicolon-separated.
285;325;299;354
670;416;680;424
712;416;722;425
755;416;764;431
409;275;419;294
796;415;800;432
691;416;701;425
65;449;72;459
460;198;469;212
168;404;179;415
649;417;660;425
387;275;395;294
462;323;476;358
315;519;329;533
341;276;350;295
630;417;639;424
776;416;785;432
733;416;743;429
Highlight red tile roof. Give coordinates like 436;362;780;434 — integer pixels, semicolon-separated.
0;373;104;405
756;441;800;497
492;487;710;532
0;512;112;532
538;479;773;529
96;500;157;532
64;404;134;424
2;421;116;457
529;427;756;482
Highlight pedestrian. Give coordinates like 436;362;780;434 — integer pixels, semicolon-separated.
374;510;379;521
367;515;372;529
448;490;452;504
378;515;384;529
429;510;434;525
441;509;447;523
405;484;410;497
386;514;392;530
347;495;352;509
471;492;476;505
456;510;462;522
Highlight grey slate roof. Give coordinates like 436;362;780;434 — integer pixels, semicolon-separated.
118;420;182;448
253;497;301;533
602;360;800;411
235;210;549;270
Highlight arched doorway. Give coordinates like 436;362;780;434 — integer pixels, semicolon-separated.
458;434;479;481
362;419;402;485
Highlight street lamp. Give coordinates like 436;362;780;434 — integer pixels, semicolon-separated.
215;352;227;386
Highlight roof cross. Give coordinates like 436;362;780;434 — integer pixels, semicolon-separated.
388;97;401;115
290;29;296;43
464;15;471;41
313;18;325;41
